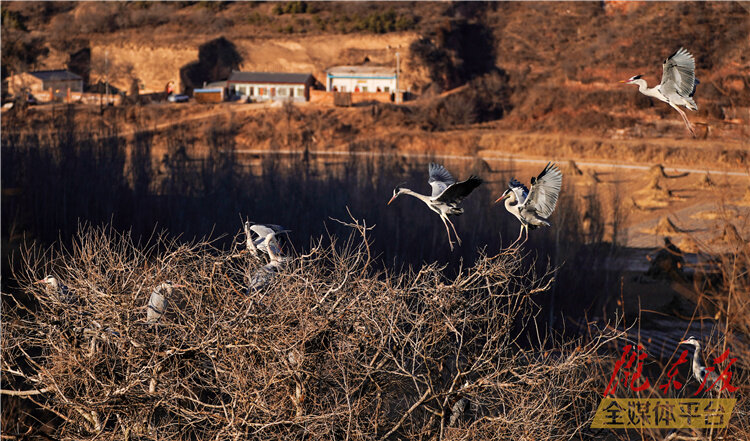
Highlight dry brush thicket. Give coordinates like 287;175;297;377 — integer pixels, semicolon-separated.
2;222;622;440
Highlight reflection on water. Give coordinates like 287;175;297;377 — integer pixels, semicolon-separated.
1;107;620;320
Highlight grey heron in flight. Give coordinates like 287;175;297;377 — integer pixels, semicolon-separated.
679;336;723;394
495;162;562;246
621;47;700;138
146;281;185;324
388;163;482;251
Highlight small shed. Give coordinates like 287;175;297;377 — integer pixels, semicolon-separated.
227;72;315;102
8;70;83;98
326;65;396;94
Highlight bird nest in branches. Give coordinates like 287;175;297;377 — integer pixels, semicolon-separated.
3;223;622;440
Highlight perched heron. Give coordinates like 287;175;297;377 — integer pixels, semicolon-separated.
679;336;722;394
388;163;482;251
621;47;700;138
495;162;563;245
247;232;287;293
35;275;76;303
146;281;184;324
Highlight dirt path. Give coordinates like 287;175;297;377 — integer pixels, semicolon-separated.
117;102;271;138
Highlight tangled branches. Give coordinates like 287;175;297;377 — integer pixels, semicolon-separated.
2;223;620;440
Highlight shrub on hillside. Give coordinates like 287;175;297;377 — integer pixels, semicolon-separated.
408;16;496;91
413;70;512;131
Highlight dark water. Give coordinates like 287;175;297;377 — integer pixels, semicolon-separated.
1;106;622;322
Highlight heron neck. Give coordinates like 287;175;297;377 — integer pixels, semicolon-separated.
635;79;662;99
265;234;282;263
401;188;432;204
245;225;258;253
155;284;172;295
691;343;702;375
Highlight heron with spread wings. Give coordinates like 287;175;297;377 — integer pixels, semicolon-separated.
243;221;290;259
495;162;563;246
621;47;700;137
388;163;482;251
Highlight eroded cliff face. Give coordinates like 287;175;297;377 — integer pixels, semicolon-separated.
89;44;197;93
84;33;419;94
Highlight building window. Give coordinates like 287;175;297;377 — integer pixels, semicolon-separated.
279;87;288;97
341;86;346;92
270;88;276;97
384;86;390;93
297;87;305;97
362;86;368;92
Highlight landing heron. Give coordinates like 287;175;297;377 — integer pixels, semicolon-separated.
388;163;482;251
495;162;562;246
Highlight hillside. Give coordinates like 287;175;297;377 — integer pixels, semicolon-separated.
3;2;749;134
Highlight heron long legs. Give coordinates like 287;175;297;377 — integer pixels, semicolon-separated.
507;225;524;248
440;216;455;251
670;103;696;138
446;217;462;246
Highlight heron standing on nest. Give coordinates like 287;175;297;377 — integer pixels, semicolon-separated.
35;275;76;304
247;232;287;293
147;281;185;324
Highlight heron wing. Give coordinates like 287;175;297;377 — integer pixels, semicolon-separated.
256;232;283;257
250;224;275;238
661;47;696;98
250;224;287;237
435;176;482;204
428;163;456;197
522;162;562;219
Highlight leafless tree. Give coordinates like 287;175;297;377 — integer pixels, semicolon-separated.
2;219;625;440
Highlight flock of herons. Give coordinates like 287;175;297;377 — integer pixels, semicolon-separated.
34;49;724;392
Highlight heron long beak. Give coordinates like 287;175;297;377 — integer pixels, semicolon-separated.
494;194;508;204
619;80;628;83
34;279;46;284
678;339;689;345
172;284;186;289
387;195;397;205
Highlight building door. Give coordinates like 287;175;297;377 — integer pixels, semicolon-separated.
270;88;276;97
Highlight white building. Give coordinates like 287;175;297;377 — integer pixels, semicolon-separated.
227;72;315;102
326;65;397;93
